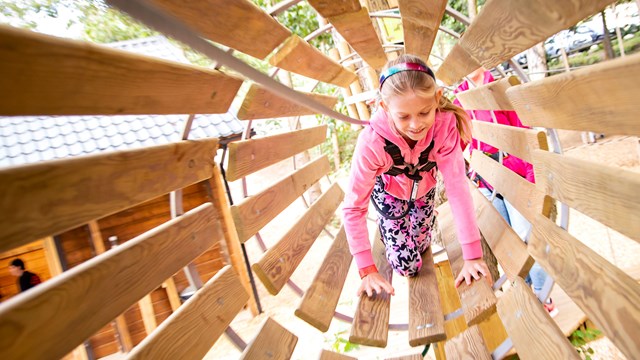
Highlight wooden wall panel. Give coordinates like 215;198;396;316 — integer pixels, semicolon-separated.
398;0;447;60
460;0;617;69
237;84;338;120
0;203;222;360
269;35;357;87
227;125;327;181
508;53;640;136
532;150;640;243
0;138;218;253
148;0;291;59
0;25;243;116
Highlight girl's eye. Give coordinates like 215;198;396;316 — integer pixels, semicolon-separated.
398;115;409;120
420;111;431;116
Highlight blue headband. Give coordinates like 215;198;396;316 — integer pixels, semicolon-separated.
379;62;435;89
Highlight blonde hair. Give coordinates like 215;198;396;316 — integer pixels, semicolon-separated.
380;54;472;144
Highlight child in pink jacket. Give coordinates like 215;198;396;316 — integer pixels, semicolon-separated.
343;55;492;297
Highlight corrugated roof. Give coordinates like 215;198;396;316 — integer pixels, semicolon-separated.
0;35;245;168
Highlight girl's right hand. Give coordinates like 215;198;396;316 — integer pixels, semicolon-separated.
357;272;395;297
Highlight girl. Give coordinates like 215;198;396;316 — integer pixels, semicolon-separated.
343;55;492;297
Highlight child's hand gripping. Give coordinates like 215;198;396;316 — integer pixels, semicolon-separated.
454;258;494;288
357;272;395;297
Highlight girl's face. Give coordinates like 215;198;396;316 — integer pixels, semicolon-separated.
381;89;442;144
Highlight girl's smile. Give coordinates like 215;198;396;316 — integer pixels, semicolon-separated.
380;89;443;146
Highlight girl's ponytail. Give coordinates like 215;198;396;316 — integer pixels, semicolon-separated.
439;95;472;145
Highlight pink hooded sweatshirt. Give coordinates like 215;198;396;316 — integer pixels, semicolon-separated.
343;108;483;270
454;71;535;184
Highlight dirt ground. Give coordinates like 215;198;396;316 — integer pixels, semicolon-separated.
207;132;639;360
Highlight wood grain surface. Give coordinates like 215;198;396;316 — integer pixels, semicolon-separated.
529;213;640;359
507;53;640;135
237;83;338;120
532;149;640;243
269;35;357;87
0;25;243;116
240;317;298;360
148;0;291;59
231;156;330;242
0;203;221;360
252;183;344;295
350;228;392;347
128;266;248;359
226;125;327;182
295;226;353;332
0;138;218;253
497;277;580;360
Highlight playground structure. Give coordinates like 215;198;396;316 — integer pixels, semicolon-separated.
0;0;638;359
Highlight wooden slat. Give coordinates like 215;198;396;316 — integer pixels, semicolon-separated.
470;151;550;224
408;246;445;346
0;138;218;253
532;150;640;243
147;0;290;59
470;121;548;164
269;35;357;87
252;183;344;295
437;203;497;326
398;0;447;60
231;156;331;242
327;8;388;69
455;76;520;111
0;203;222;360
498;277;580;360
349;228;392;347
469;182;533;280
295;226;352;332
435;43;481;86
507;53;640;136
240;317;298;360
0;25;242;116
385;354;424;360
237;83;338;120
128;266;248;359
459;0;616;69
319;349;357;360
529;213;640;359
226;125;326;182
307;0;361;18
444;325;491;360
433;260;468;359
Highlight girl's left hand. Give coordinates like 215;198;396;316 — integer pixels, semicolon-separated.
454;258;493;288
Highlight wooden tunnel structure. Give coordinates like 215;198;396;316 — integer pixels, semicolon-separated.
0;0;639;359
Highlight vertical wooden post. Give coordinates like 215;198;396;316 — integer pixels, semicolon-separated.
337;40;370;122
88;221;134;352
560;48;570;72
208;163;260;316
328;48;360;120
139;295;157;335
43;236;63;276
